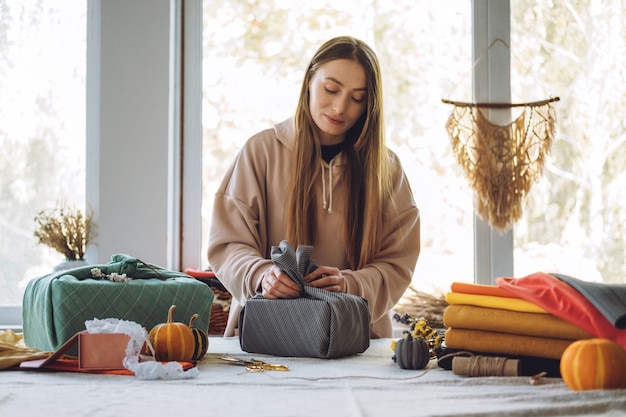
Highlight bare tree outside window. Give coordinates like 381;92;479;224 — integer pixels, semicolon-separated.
201;0;475;295
201;0;626;291
513;0;626;284
0;1;87;306
2;0;624;315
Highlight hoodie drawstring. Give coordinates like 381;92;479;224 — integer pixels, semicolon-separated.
320;159;334;213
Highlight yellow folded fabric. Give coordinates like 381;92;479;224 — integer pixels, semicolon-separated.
445;291;547;314
443;305;593;340
444;328;574;360
0;330;50;370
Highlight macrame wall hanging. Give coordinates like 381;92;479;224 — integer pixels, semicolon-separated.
442;97;559;232
441;36;560;232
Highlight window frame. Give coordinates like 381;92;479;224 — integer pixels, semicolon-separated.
184;0;515;283
471;0;515;283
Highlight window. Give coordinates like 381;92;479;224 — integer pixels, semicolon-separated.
201;0;626;289
200;0;474;295
0;2;87;310
512;0;626;284
4;0;623;329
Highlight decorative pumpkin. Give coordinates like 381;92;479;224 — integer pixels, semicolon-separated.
560;338;626;391
394;334;430;370
188;313;209;360
147;305;196;362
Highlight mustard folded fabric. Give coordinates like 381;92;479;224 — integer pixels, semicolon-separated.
445;292;547;314
444;328;574;360
0;330;50;370
443;305;593;340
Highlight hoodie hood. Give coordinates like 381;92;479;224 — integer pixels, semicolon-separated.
274;117;343;213
274;118;297;151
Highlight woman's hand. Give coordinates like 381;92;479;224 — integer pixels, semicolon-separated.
304;266;346;293
260;265;302;299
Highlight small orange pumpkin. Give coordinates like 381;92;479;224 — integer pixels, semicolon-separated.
148;305;196;362
188;313;209;360
560;338;626;391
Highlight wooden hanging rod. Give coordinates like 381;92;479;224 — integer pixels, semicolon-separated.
441;97;560;109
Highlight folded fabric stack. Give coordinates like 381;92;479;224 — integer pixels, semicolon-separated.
443;281;593;361
441;273;626;377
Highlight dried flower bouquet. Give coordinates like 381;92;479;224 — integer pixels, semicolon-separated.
34;205;96;261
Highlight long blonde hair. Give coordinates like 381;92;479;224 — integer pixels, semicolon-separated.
287;36;393;269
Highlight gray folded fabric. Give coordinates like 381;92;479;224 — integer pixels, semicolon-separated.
550;272;626;329
238;240;370;358
272;240;316;288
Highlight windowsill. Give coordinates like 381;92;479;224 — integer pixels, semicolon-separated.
0;306;22;333
0;325;22;332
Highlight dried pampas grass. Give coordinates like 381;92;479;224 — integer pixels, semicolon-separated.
393;286;448;329
34;205;96;261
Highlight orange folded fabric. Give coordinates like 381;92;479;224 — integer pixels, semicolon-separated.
497;272;626;349
443;304;593;340
444;328;574;360
19;358;196;375
445;292;547;314
450;281;519;298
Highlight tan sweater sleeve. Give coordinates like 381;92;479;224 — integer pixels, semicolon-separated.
207;127;292;307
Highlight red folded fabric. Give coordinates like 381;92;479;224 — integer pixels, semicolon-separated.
496;272;626;349
24;358;136;375
19;358;196;375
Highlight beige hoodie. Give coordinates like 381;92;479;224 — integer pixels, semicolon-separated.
208;118;421;338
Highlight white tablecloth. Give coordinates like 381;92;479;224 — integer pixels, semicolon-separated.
2;337;626;416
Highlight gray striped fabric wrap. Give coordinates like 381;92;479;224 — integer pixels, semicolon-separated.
238;241;370;358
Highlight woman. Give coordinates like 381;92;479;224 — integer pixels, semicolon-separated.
208;36;420;338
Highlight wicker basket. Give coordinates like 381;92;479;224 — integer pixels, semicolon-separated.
204;277;232;335
184;269;232;336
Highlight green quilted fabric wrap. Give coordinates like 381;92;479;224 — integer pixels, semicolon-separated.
22;254;215;355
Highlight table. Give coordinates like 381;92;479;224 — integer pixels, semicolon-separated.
2;337;625;416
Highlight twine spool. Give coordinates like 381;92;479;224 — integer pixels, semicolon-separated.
452;355;520;377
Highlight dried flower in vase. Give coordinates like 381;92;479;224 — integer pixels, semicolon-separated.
34;205;97;261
